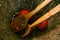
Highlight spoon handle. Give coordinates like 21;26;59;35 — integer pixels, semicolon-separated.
26;0;52;19
30;4;60;28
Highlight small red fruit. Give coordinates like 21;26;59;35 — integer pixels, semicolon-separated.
37;19;48;30
18;9;30;16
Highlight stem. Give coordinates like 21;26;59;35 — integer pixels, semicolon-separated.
26;0;52;19
30;4;60;28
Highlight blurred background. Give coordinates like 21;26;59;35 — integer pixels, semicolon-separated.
0;0;60;40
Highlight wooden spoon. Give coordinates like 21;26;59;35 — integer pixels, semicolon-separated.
11;0;52;32
21;4;60;37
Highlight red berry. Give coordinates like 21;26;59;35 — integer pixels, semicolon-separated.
18;9;30;16
37;19;48;30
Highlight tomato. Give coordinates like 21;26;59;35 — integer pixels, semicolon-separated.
37;19;48;30
18;9;30;16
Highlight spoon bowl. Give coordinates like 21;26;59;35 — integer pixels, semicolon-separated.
11;15;28;32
